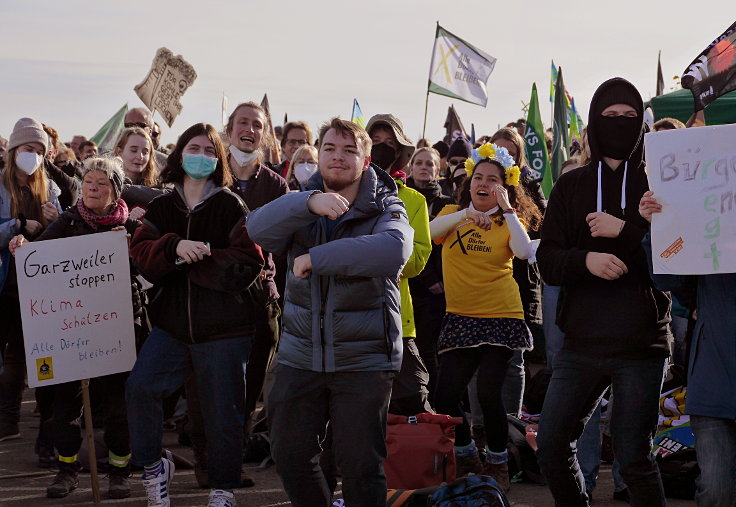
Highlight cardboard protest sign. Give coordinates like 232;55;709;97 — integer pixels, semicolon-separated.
16;231;136;387
644;123;736;274
135;47;197;127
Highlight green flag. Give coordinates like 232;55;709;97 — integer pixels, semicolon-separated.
551;67;569;182
90;104;128;153
524;84;552;198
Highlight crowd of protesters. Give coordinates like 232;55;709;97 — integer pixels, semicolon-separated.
0;75;734;507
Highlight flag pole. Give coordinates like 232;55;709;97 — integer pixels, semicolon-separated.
423;21;440;140
422;91;430;139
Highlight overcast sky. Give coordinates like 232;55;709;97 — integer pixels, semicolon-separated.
1;1;733;146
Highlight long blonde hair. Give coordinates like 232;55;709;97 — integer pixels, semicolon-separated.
115;127;158;187
285;144;318;185
2;147;51;226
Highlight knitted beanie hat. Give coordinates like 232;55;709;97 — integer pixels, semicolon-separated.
8;117;48;155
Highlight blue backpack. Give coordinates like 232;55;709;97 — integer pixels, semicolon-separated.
430;476;511;506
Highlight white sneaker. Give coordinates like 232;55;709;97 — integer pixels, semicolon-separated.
141;458;175;507
208;489;236;507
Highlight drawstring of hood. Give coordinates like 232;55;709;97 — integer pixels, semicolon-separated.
597;161;628;213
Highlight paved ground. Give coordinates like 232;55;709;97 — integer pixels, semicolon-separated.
0;392;696;506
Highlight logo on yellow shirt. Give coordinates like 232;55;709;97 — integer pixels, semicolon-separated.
450;229;493;254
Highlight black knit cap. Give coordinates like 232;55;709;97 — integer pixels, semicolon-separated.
447;137;472;159
432;140;449;158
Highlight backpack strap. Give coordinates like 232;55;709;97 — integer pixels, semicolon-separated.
386;489;415;506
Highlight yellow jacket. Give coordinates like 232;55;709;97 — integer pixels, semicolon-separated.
396;179;431;338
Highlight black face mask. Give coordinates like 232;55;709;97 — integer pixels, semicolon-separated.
597;115;641;160
370;143;397;171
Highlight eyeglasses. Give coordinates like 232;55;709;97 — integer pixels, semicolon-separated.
286;139;308;146
151;131;160;138
448;157;466;166
125;122;151;130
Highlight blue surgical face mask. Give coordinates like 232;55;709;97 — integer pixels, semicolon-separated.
182;153;217;180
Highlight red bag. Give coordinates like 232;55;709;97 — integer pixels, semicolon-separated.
384;413;463;489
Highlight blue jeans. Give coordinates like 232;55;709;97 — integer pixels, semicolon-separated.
691;415;736;507
126;327;252;490
268;364;394;507
536;350;667;507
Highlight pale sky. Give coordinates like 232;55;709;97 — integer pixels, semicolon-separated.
1;0;733;147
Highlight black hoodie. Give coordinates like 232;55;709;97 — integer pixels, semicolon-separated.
537;78;671;359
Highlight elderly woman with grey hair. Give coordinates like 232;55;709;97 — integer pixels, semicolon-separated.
9;156;142;500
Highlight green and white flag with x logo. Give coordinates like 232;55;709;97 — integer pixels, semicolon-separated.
428;25;497;107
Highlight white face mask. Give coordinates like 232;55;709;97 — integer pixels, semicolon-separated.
294;162;318;185
229;145;259;166
15;151;43;175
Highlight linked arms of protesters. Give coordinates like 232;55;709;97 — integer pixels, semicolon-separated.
246;191;324;255
310;200;413;278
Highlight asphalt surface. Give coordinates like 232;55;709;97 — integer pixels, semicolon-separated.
0;390;696;506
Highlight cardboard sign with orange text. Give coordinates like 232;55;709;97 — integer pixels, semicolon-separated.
644;124;736;274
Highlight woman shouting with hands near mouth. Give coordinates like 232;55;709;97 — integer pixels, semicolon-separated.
428;143;541;490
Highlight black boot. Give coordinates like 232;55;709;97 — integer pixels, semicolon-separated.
46;461;81;498
108;464;131;499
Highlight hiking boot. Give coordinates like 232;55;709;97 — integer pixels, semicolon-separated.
46;461;81;498
0;424;20;442
142;458;175;507
208;489;236;507
456;452;483;476
482;461;511;492
108;465;131;499
613;487;630;502
240;468;255;488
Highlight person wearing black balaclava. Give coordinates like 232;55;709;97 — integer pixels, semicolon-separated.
535;78;671;507
440;137;472;198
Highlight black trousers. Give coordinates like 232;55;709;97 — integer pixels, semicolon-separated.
0;295;24;429
52;372;130;459
433;345;512;452
268;364;394;507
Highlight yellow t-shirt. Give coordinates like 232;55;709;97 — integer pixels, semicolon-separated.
436;204;524;319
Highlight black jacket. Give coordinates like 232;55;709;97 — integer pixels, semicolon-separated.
229;163;289;304
512;170;547;325
44;160;79;210
130;184;264;343
407;178;453;300
537;78;671;359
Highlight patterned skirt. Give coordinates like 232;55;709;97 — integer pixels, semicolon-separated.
437;313;533;354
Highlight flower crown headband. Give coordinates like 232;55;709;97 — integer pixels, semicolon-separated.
464;143;521;187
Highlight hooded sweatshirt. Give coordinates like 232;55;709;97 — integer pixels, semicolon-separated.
536;78;671;359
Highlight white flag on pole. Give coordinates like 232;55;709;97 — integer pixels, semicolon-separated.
428;25;497;107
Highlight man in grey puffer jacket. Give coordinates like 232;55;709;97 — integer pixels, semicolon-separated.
247;117;413;507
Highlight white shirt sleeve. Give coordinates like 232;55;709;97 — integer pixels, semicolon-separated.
506;213;534;260
429;209;468;239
